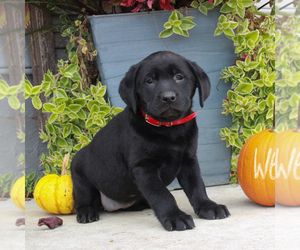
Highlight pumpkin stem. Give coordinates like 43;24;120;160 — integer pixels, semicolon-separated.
294;101;300;132
269;102;275;133
61;153;70;176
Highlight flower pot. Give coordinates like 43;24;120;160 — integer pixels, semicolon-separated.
89;9;235;188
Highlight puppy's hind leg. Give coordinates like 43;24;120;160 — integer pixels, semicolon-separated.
71;164;101;223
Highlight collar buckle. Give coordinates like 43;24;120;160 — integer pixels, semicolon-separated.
145;114;161;127
165;122;173;127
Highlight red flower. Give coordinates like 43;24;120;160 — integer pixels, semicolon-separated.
120;0;136;7
242;54;249;60
159;0;174;10
231;171;235;175
225;98;229;102
132;3;143;12
147;0;154;8
208;0;214;4
121;0;173;11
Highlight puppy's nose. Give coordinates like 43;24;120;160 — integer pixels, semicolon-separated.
161;91;177;103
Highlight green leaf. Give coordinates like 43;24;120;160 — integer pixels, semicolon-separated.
198;5;208;15
159;28;173;38
266;108;273;119
190;1;199;8
86;118;94;128
31;85;41;95
245;30;259;43
235;138;243;149
97;86;106;97
234;83;253;94
80;135;90;145
77;109;86;120
245;54;251;65
57;138;68;147
32;96;42;110
90;104;100;114
73;98;87;106
64;64;78;76
49;113;58;124
289;109;298;119
56;89;68;99
214;27;223;36
173;26;183;35
8;96;20;109
24;80;33;94
43;103;56;112
240;0;254;7
173;20;182;27
46;123;55;134
72;125;82;135
180;19;196;30
7;85;20;95
236;5;245;18
28;172;35;181
169;10;179;22
41;81;51;91
222;22;231;30
258;100;266;111
266;93;275;107
218;14;227;23
114;107;123;115
57;103;66;113
223;28;235;37
290;93;300;108
220;3;234;13
63;124;73;138
68;104;82;113
164;22;172;29
229;22;238;29
181;30;189;37
91;85;97;96
4;172;12;181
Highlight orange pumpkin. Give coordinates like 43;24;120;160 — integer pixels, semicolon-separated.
237;129;275;206
275;108;300;206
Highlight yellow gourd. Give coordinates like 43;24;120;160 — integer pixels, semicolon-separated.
34;153;75;214
10;176;25;210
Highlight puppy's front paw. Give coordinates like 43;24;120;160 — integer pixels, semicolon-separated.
76;206;99;223
195;200;230;220
159;210;195;231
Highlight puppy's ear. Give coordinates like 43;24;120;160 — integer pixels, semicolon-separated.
188;61;211;108
119;64;140;114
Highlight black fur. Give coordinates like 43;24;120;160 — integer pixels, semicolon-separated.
71;51;230;231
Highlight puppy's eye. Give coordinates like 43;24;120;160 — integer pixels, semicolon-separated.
146;77;155;84
175;74;184;81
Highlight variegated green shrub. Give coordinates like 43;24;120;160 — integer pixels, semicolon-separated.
24;56;122;175
275;16;300;132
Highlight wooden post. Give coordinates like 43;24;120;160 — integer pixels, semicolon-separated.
4;3;25;131
27;3;56;129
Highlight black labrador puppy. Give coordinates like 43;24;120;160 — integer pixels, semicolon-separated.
71;51;230;231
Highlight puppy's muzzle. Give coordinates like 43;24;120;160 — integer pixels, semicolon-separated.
161;91;177;104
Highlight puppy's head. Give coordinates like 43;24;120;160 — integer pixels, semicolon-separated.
119;51;211;121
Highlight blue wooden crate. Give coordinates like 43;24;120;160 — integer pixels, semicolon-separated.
89;9;235;187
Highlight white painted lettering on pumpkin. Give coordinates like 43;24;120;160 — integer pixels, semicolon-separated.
269;148;276;180
293;151;300;180
254;147;300;180
254;148;275;180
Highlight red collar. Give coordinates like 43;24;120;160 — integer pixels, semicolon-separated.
141;110;197;127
